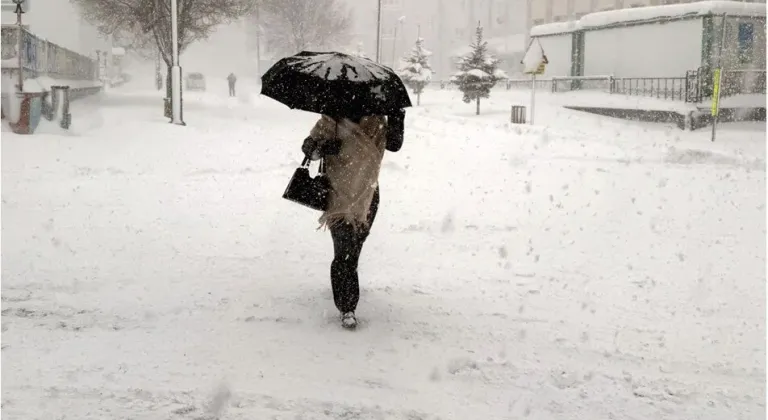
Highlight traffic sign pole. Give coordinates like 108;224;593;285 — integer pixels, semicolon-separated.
710;68;722;142
711;14;728;142
530;74;536;125
521;38;547;126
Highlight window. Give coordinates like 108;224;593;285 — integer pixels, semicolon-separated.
737;22;754;63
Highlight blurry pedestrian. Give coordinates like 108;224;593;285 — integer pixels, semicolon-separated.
227;73;237;97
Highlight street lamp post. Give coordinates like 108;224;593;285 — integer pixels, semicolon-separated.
13;0;24;92
170;0;185;125
391;16;405;69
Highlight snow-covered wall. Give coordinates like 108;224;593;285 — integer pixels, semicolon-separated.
717;16;767;71
584;18;703;78
533;34;573;77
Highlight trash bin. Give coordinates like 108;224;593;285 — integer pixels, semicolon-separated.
9;91;45;135
510;105;526;124
42;91;54;121
51;85;72;129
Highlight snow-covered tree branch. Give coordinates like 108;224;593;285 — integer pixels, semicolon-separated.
257;0;351;57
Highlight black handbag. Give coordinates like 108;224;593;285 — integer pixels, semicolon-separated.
282;156;330;211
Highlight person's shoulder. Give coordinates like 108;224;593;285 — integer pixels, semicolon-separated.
310;115;336;138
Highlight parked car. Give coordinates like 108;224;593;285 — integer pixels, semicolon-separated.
185;72;206;91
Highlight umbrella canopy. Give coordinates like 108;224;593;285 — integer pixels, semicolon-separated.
261;51;412;117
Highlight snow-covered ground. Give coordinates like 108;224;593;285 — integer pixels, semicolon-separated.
2;83;765;419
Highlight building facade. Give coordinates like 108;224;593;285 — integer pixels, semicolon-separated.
343;0;528;79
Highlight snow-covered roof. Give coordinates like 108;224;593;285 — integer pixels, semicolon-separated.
579;1;766;29
531;1;766;37
112;47;126;56
530;21;581;37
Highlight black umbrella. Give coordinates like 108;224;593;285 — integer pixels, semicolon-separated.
261;51;412;117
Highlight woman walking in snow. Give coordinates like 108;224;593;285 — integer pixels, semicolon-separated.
301;110;405;329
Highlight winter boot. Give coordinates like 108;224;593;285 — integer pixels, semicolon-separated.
341;311;357;329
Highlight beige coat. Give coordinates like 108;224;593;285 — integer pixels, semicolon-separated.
309;115;388;230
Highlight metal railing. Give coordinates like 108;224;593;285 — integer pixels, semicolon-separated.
505;78;555;90
719;69;766;97
553;75;613;93
609;76;689;101
426;68;765;106
683;68;765;103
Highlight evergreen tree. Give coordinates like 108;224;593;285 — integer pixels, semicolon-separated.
450;23;508;115
397;37;433;106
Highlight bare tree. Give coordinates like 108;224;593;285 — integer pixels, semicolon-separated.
257;0;351;57
71;0;252;95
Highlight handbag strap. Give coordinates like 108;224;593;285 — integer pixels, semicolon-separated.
301;156;326;175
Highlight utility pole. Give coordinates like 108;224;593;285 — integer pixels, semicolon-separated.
392;16;405;68
376;0;382;63
488;0;493;33
170;0;184;125
437;0;445;82
711;14;728;142
14;0;24;92
255;2;262;82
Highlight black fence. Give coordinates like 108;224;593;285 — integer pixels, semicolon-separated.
505;78;554;90
427;67;766;106
494;69;766;104
609;77;689;101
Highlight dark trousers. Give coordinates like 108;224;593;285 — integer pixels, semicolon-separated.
330;187;380;313
228;83;236;96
